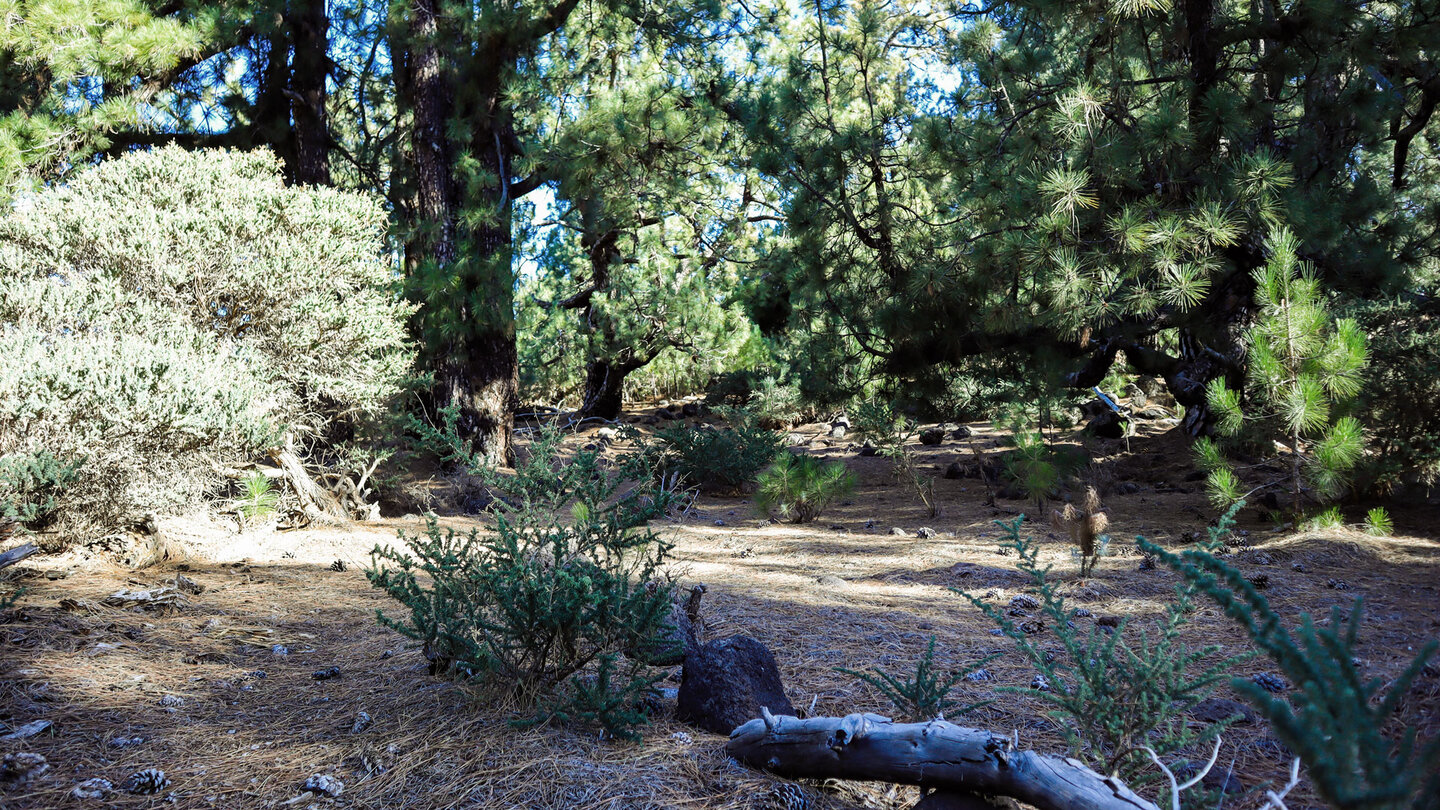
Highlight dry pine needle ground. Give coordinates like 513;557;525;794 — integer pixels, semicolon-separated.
1;422;1437;810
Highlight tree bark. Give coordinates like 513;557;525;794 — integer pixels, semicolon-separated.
728;712;1159;810
287;0;331;185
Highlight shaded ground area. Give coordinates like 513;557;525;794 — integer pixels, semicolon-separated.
2;420;1438;809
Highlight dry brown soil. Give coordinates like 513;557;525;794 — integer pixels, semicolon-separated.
2;418;1438;810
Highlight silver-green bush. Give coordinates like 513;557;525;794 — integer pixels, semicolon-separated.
0;147;415;536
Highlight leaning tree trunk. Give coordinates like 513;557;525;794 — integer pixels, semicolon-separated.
729;712;1160;810
578;358;632;421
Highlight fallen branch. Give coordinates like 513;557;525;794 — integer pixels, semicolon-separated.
269;435;349;526
0;542;38;571
727;712;1159;810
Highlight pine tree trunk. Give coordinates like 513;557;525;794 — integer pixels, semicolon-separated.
287;0;330;186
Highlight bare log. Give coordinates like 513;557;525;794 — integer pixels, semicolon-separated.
269;436;349;525
0;542;38;570
727;713;1159;810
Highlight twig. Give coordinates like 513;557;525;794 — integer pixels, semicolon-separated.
1141;736;1222;810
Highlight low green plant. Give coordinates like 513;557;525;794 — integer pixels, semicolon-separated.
640;407;783;493
959;515;1242;790
754;453;856;523
236;472;280;527
852;401;940;516
1004;430;1061;509
1142;522;1440;810
1303;506;1345;531
1365;507;1394;537
839;637;996;722
367;428;677;740
0;452;83;530
1196;228;1368;516
750;375;804;429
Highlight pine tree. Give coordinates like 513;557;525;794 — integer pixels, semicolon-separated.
1197;228;1367;516
0;0;211;198
732;0;1439;429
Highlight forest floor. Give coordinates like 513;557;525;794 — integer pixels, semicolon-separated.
2;413;1439;810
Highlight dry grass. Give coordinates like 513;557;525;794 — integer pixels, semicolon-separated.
1;420;1437;809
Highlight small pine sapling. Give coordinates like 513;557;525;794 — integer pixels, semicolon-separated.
838;637;997;722
1051;486;1110;577
1005;431;1061;510
754;453;856;523
1364;507;1394;537
1196;228;1368;517
1141;523;1440;810
959;517;1243;791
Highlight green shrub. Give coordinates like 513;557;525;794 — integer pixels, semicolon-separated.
0;451;83;531
367;429;677;739
754;452;855;523
959;515;1242;790
839;637;996;722
0;147;416;535
1142;524;1440;810
641;407;783;493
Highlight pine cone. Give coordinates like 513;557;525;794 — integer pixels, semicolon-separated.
1251;672;1289;693
123;768;169;795
330;559;347;572
764;783;810;810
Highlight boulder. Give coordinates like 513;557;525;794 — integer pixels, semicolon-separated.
951;425;973;440
918;427;946;446
1084;410;1125;439
677;635;794;734
655;408;679;421
944;462;965;480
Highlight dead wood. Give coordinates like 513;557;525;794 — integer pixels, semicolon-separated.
0;541;37;570
269;436;349;525
727;712;1159;810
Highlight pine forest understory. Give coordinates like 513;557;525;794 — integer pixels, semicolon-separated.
1;0;1438;809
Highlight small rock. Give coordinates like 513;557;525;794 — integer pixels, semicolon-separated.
596;427;619;443
857;444;878;457
1291;562;1307;573
311;666;342;681
829;423;848;439
1072;608;1093;618
713;519;726;526
380;649;394;660
1096;615;1121;628
123;768;169;795
670;731;694;745
816;575;847;588
71;777;114;800
1030;674;1050;691
889;527;909;537
943;463;964;480
303;773;344;798
655;408;678;421
1326;578;1351;591
681;402;701;418
988;629;1004;636
918;427;945;446
1114;481;1143;495
952;426;972;439
916;527;937;539
271;644;290;656
351;711;373;733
